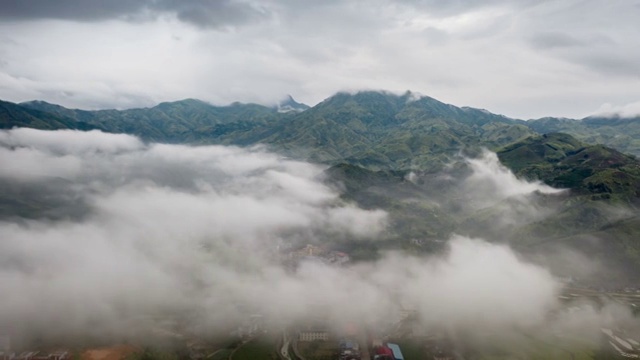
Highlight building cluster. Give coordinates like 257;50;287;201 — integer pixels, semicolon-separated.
297;320;330;342
338;338;361;360
0;351;69;360
0;336;70;360
602;328;640;358
298;330;329;342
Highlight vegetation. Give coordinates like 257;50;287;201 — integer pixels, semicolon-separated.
527;115;640;157
497;132;640;201
0;100;100;131
296;340;338;360
230;338;278;360
6;91;535;169
127;347;185;360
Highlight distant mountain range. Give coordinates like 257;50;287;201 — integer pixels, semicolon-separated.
4;90;640;200
4;91;639;165
4;90;640;283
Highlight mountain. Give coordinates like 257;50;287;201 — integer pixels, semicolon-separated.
20;98;289;143
497;132;640;201
323;133;640;283
220;91;534;169
12;91;536;169
5;91;640;283
527;115;640;157
7;91;640;171
10;91;640;167
7;91;640;170
1;100;100;131
275;95;310;113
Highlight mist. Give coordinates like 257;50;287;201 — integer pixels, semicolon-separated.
0;129;634;350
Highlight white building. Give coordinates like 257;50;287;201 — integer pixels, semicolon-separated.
299;330;329;342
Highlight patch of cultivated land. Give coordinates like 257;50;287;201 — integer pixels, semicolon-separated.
297;340;339;360
81;345;139;360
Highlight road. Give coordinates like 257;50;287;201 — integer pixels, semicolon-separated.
280;331;292;360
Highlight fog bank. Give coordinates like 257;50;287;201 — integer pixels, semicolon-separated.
0;129;630;347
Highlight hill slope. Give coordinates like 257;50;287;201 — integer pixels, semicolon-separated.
497;132;640;201
20;98;288;143
1;100;100;131
324;134;640;284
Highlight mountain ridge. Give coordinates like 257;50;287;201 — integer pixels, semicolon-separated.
5;90;640;163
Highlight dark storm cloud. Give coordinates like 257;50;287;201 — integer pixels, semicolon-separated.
0;0;268;28
154;0;269;28
0;0;143;21
0;0;536;28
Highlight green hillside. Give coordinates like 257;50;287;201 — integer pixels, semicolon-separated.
12;91;535;169
323;133;640;284
247;91;531;168
498;133;640;201
7;91;640;167
253;91;533;169
0;100;100;131
20;98;287;143
527;115;640;157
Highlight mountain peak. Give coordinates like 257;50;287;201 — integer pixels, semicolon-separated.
20;100;54;106
276;95;309;113
155;98;212;109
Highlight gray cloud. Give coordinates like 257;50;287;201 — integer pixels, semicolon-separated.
154;0;269;29
0;0;146;21
0;1;639;123
580;54;640;77
0;0;269;29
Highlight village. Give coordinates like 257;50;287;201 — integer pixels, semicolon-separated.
2;244;640;360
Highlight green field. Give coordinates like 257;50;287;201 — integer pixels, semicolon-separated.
297;340;339;360
231;338;278;360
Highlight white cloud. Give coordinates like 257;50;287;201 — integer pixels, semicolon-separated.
465;150;562;201
592;100;640;118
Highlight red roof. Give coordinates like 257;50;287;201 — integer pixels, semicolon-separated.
375;346;393;356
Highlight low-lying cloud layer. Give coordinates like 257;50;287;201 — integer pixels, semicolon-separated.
465;150;561;202
0;129;632;348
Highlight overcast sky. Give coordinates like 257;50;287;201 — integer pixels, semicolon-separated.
0;0;638;119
